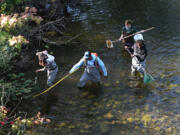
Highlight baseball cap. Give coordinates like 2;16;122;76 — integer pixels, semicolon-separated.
83;51;91;59
134;34;144;41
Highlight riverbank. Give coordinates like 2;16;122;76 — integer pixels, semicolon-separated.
0;0;81;134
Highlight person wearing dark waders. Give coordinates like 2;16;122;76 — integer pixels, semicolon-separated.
118;19;136;53
69;51;108;89
36;50;58;87
131;34;147;78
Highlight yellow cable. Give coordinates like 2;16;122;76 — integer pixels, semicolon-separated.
33;68;79;98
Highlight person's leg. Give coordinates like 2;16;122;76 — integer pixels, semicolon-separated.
90;68;101;83
88;68;101;87
137;62;145;78
77;71;89;88
131;58;137;76
141;62;146;76
131;65;136;76
47;67;58;86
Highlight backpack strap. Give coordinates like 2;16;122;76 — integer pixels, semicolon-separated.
83;58;87;67
83;53;99;68
94;56;99;68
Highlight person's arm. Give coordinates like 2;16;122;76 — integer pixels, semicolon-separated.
42;50;48;54
69;58;84;73
119;27;125;41
97;57;107;77
36;67;46;73
119;34;124;41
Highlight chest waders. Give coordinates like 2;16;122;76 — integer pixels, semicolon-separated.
77;55;101;88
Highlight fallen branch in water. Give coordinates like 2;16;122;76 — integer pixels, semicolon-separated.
63;33;82;44
39;17;65;29
37;32;82;47
29;17;83;47
30;17;65;36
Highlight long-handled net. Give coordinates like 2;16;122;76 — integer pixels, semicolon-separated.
106;40;114;48
143;71;154;84
106;27;154;48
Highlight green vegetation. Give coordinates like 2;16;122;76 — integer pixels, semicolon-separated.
0;1;50;134
0;6;43;98
0;0;28;14
0;73;33;100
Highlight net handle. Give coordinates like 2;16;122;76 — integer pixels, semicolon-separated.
112;27;155;43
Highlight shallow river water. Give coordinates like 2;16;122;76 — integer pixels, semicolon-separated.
29;0;180;134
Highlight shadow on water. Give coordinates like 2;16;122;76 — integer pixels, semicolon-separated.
38;92;60;115
79;84;103;96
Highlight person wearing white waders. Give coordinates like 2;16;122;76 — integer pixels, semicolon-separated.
69;51;108;88
131;34;147;77
36;50;58;86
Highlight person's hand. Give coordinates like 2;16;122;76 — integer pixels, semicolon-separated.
36;52;40;56
43;50;48;54
124;46;128;49
36;69;40;73
131;54;134;57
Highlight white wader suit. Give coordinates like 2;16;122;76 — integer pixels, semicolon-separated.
69;52;107;88
131;34;147;76
37;51;58;86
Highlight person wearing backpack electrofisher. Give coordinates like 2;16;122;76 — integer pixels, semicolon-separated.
131;34;147;77
69;51;108;88
36;50;58;86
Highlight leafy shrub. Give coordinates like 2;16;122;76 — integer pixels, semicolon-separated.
0;7;43;72
0;8;43;32
0;106;51;135
0;73;34;100
0;32;28;72
0;0;28;14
